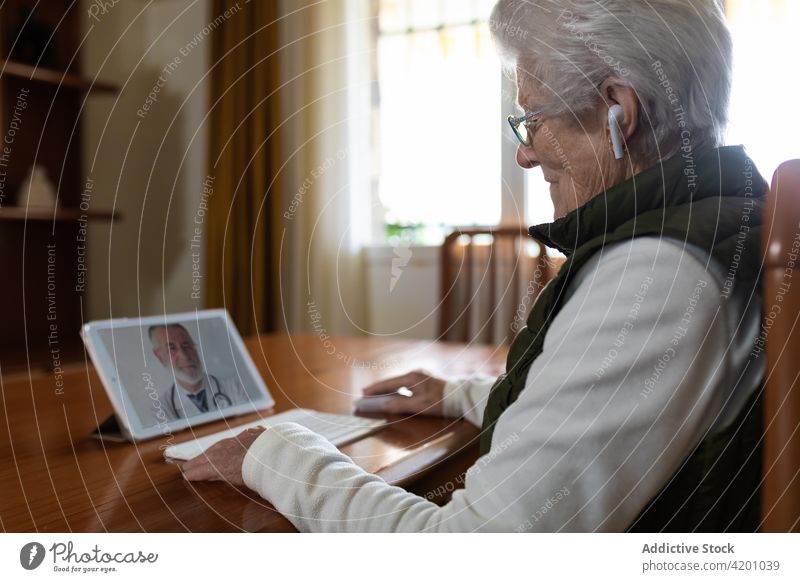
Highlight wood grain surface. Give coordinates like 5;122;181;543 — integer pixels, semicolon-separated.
0;334;506;532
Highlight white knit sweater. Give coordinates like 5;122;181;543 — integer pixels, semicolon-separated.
242;237;762;532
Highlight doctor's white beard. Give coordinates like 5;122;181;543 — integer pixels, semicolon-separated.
172;367;204;387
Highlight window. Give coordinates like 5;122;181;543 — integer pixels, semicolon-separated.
725;0;799;180
525;172;556;227
377;0;502;243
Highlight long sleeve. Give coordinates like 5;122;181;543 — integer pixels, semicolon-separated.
442;375;496;427
242;238;739;532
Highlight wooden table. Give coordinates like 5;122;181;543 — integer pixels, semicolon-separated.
0;334;506;532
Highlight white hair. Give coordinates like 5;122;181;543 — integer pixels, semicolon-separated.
490;0;733;164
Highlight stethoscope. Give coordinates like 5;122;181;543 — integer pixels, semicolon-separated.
169;374;232;419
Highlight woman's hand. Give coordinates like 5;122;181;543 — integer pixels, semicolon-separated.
358;370;447;416
180;426;267;486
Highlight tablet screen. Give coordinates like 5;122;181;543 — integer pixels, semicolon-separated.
83;309;274;440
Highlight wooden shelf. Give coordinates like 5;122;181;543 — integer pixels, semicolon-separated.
0;206;118;222
1;60;118;93
0;1;117;371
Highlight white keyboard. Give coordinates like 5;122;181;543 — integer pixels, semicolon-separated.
163;408;386;461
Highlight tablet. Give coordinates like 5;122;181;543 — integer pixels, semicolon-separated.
81;309;274;441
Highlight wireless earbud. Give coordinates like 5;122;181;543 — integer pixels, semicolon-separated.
608;104;625;160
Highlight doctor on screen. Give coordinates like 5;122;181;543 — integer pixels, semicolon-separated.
148;323;249;421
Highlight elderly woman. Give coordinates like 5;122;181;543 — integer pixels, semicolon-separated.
183;0;766;532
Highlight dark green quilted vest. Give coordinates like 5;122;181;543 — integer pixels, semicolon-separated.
480;145;767;531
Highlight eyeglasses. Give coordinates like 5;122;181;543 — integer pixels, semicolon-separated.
507;109;543;146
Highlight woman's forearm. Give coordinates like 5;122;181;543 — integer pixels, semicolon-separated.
442;375;496;427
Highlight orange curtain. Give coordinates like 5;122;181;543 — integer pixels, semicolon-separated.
205;0;282;335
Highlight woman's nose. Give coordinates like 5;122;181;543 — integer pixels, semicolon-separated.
516;144;540;169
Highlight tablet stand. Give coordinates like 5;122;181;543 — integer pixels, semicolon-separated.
89;414;130;442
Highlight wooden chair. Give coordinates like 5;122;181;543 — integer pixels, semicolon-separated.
762;159;800;532
439;227;561;344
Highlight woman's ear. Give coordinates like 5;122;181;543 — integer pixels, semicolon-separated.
599;78;639;141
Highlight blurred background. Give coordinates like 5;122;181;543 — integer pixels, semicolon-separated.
0;0;795;372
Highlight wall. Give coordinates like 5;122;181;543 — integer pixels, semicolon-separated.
81;0;210;321
365;245;440;340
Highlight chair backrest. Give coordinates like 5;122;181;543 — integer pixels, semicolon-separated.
439;227;561;344
762;159;800;532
